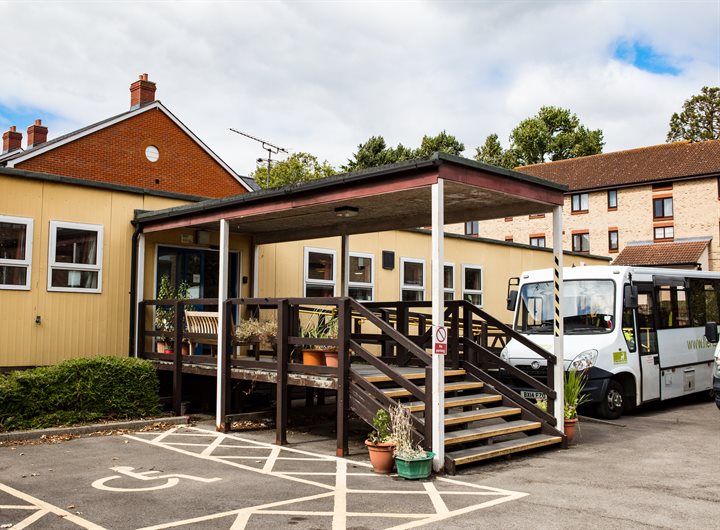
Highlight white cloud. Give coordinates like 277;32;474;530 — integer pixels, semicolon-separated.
0;0;718;175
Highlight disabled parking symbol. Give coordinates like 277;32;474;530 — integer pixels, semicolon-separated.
92;466;221;492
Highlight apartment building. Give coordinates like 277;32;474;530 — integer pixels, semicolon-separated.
450;140;720;270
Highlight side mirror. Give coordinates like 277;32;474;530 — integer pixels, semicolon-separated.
705;322;718;344
624;284;638;310
506;290;518;312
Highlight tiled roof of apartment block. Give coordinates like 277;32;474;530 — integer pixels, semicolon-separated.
516;140;720;191
612;237;711;267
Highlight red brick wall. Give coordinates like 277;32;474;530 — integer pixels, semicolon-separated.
16;107;247;198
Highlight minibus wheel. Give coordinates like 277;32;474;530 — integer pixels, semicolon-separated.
597;380;624;420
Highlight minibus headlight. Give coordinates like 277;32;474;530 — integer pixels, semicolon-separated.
570;349;598;371
500;347;509;362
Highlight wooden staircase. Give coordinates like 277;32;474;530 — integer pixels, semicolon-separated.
350;366;564;473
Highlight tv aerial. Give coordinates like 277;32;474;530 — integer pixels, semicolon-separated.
228;128;289;186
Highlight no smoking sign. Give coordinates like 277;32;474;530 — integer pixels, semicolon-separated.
434;325;447;355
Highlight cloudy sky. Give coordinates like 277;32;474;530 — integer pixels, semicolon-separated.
1;0;718;177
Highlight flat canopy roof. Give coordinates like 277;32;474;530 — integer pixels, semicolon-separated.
135;153;567;244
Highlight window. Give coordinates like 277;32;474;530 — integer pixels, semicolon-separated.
607;190;617;209
444;263;455;301
348;252;373;301
656;285;690;329
572;232;590;253
608;230;619;252
0;215;33;290
688;279;720;327
48;221;103;292
400;258;425;301
529;235;546;247
654;226;674;240
304;247;335;297
462;265;483;306
464;221;478;236
571;193;589;212
653;197;673;219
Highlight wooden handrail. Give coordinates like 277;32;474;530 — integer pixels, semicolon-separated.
349;340;426;402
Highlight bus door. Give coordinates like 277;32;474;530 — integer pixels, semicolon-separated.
636;284;660;401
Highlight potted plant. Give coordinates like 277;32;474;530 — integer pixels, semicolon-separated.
563;367;589;443
236;318;277;344
300;309;338;366
390;404;434;480
155;275;193;354
365;409;395;473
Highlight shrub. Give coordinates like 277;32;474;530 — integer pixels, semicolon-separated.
0;357;160;432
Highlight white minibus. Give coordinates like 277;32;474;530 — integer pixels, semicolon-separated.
503;266;718;419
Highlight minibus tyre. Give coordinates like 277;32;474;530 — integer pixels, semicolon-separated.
597;380;624;420
715;395;720;410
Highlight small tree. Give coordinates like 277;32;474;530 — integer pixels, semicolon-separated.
666;86;720;143
252;152;336;189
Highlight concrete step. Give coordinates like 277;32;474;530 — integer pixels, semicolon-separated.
447;434;563;466
444;419;543;446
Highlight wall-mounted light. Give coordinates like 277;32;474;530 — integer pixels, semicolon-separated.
334;206;359;218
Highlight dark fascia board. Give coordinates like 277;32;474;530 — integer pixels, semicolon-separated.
405;228;612;262
134;153;568;225
0;167;208;203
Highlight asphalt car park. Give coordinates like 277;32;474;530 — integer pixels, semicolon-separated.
0;397;718;529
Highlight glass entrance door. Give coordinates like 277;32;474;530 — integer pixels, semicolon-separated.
636;284;660;401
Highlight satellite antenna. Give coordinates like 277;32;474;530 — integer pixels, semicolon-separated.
228;128;289;186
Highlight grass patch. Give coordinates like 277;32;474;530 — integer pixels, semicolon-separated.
0;357;160;432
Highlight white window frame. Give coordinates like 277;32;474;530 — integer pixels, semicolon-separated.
0;214;33;291
462;264;484;307
304;246;336;297
400;257;425;301
47;220;104;293
348;251;374;301
444;262;455;300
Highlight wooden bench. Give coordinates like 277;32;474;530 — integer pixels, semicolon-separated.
185;310;219;355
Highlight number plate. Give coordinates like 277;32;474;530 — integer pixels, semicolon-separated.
520;390;546;400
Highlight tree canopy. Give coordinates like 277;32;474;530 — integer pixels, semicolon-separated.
474;106;604;168
666;86;720;143
251;152;336;189
343;131;465;172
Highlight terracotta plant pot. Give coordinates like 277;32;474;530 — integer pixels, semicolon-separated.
324;350;339;368
302;349;326;366
365;440;395;473
156;340;167;353
565;417;578;443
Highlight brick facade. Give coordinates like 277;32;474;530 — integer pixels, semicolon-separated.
14;107;247;199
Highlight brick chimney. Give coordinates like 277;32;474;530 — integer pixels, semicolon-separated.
2;126;22;154
130;73;156;108
27;119;48;148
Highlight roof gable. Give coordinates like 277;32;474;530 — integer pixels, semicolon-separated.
0;101;253;197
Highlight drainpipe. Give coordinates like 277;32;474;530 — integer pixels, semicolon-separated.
129;222;142;357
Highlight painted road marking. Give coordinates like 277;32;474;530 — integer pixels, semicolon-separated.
91;466;221;492
125;425;529;529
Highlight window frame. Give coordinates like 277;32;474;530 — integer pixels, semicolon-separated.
47;220;104;293
572;231;590;253
464;220;478;236
444;262;455;301
608;229;619;252
529;235;546;247
303;246;336;297
607;189;618;210
653;197;673;219
462;264;484;307
400;257;425;301
571;193;589;213
348;251;374;301
654;225;674;241
0;214;33;291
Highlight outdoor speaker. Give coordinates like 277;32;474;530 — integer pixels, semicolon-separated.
382;251;395;270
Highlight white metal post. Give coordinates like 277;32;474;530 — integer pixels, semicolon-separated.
431;179;445;471
552;205;565;432
340;234;350;297
216;219;230;430
134;233;145;357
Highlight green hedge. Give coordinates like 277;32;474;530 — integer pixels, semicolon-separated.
0;356;160;432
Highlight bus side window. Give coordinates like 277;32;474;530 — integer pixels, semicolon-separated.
689;279;720;327
622;306;636;352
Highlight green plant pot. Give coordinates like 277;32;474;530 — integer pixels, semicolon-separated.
395;451;435;480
